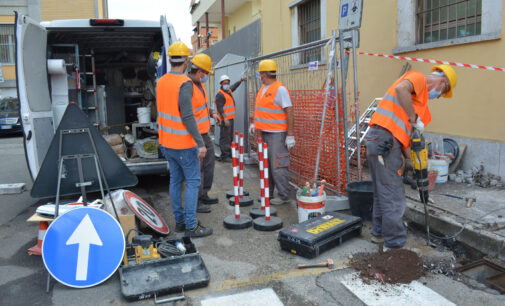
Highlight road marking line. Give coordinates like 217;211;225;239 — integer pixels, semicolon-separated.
186;260;349;296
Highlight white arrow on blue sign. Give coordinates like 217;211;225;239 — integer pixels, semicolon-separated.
42;207;125;288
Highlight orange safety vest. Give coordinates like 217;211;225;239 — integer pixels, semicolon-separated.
369;71;432;149
192;82;211;134
156;73;197;149
254;80;288;131
215;89;236;121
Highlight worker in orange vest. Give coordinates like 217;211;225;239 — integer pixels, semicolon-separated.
215;74;247;162
366;65;457;249
249;59;295;205
157;42;212;238
187;53;222;213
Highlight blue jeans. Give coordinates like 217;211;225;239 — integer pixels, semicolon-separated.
161;146;201;229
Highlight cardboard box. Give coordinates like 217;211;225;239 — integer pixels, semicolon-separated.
118;214;137;243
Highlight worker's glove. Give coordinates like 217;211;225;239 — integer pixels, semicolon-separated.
249;124;255;136
377;139;393;157
412;117;425;134
285;136;296;150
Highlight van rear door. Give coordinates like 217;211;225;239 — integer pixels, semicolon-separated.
15;13;53;180
160;16;177;71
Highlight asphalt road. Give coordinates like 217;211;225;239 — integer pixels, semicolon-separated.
1;135;504;305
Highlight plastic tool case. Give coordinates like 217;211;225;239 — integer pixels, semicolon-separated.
119;237;210;301
278;212;362;258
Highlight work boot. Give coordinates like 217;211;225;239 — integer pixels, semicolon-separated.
197;203;211;213
175;222;185;233
185;222;213;238
270;197;291;205
200;194;218;204
371;235;384;244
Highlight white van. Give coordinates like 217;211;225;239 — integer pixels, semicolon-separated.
15;13;177;180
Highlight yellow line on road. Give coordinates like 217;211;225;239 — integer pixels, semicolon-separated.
186;260;349;297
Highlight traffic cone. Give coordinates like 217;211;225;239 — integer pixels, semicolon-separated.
28;221;48;256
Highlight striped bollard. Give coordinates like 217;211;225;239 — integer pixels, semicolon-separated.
253;142;283;230
226;131;250;199
224;142;252;229
228;133;253;207
250;137;277;218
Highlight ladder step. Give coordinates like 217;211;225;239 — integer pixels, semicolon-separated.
93;123;101;127
88;106;97;110
86;89;96;93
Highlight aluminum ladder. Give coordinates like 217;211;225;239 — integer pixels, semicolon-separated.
347;97;381;159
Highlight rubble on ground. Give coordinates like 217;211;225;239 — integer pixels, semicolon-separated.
449;165;504;188
349;249;424;284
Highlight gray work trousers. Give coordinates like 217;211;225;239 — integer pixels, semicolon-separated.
261;131;291;200
219;119;234;159
199;133;215;199
365;126;407;248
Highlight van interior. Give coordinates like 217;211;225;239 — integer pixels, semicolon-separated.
46;26;165;168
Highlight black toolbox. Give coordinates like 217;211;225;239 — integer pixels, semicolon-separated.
278;212;362;258
119;237;210;301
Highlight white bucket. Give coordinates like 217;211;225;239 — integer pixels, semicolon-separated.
429;159;449;183
296;191;326;223
137;107;151;123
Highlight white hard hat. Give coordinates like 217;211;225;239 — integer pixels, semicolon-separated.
219;74;231;84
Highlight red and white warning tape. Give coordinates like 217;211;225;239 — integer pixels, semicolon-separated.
358;51;505;72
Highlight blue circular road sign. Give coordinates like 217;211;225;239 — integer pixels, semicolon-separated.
42;207;125;288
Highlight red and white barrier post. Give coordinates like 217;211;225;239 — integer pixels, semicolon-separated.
258;138;265;210
232;142;240;218
253;142;283;231
224;142;253;229
239;133;244;198
249;137;277;219
263;144;270;221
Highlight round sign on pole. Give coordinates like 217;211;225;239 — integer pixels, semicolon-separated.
42;207;125;288
123;191;169;235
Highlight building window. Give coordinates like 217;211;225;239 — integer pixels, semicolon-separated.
416;0;482;44
0;24;15;64
298;0;321;63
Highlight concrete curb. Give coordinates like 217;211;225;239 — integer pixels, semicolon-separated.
0;183;26;195
404;200;505;262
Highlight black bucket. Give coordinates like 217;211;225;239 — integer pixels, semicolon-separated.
346;181;373;221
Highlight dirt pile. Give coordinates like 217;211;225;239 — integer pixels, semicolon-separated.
350;249;424;284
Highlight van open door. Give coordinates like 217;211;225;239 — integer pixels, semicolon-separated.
160;15;177;72
15;13;53;180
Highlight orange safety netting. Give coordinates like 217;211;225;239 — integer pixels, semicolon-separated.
249;88;365;194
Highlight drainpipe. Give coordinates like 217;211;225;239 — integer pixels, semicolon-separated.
94;0;99;18
103;0;108;18
197;21;201;49
205;12;210;48
221;0;226;39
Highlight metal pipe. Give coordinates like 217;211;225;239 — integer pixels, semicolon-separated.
333;33;340;192
351;29;361;180
249;38;332;62
339;31;351;184
205;12;209;48
197;21;200;49
221;0;226;39
313;31;336;181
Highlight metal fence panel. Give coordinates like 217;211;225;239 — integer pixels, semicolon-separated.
246;38;360;194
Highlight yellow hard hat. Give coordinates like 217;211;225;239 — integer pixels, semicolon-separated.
431;64;457;98
258;59;277;72
190;53;214;74
167;41;191;57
